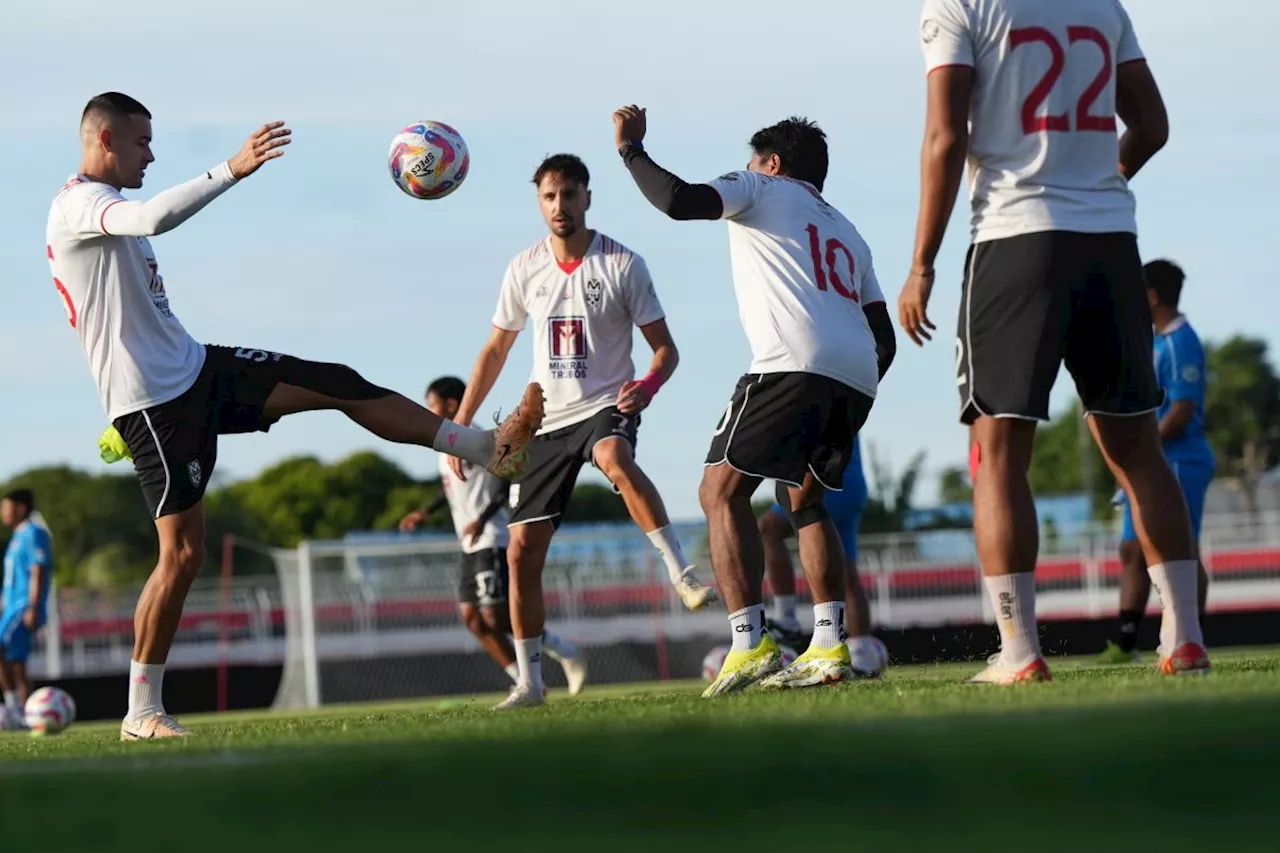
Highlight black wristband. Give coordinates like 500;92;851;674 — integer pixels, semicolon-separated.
618;140;645;158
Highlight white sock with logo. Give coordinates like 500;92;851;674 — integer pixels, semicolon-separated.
127;660;166;721
514;637;544;694
431;421;493;467
810;601;846;648
1147;560;1204;651
728;605;768;652
983;573;1040;666
3;690;17;717
646;526;692;586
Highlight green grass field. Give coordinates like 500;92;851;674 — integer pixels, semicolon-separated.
4;651;1280;851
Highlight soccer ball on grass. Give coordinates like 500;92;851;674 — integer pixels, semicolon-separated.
25;686;76;735
388;121;470;200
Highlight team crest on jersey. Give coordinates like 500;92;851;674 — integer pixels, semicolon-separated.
584;278;604;307
187;459;203;488
921;19;939;43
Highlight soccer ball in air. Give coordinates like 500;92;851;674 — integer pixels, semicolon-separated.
701;644;797;682
24;686;76;735
388;121;470;200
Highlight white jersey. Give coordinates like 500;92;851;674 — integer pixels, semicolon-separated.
437;456;508;554
493;232;665;434
704;171;884;398
45;166;239;420
920;0;1145;243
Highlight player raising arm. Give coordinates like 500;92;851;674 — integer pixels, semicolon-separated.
614;106;897;695
449;154;717;710
898;0;1206;683
46;93;544;740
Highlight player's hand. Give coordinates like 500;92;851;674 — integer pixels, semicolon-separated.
228;121;291;179
616;380;651;415
613;105;647;149
898;269;938;346
448;455;469;483
399;509;428;532
22;608;36;630
462;519;484;547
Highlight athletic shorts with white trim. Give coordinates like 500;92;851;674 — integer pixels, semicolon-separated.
705;372;873;490
508;406;640;529
956;231;1162;424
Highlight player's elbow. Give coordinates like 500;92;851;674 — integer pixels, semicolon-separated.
924;124;967;165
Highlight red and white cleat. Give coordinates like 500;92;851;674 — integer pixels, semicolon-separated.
967;654;1053;685
1157;642;1210;676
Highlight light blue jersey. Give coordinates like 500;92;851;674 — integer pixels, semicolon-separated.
3;520;53;625
1154;315;1214;466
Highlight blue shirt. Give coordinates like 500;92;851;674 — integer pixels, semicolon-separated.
824;435;868;516
3;520;53;623
1154;315;1214;465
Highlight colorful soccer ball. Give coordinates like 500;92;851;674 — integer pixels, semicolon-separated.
700;644;797;682
850;635;890;677
25;686;76;735
387;121;470;200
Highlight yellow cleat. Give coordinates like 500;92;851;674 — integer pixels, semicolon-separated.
702;634;783;697
757;641;855;690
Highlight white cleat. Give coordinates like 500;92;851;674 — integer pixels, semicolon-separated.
492;684;546;711
121;713;191;741
675;568;718;611
966;653;1052;685
561;654;588;696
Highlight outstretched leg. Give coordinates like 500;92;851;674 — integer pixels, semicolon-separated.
592;436;716;610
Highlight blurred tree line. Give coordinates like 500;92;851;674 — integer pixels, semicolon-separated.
0;452;631;589
933;334;1280;519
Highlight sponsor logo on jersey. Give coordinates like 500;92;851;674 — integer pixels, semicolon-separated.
548;316;588;380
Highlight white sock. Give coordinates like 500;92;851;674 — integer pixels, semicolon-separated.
646;526;691;586
811;600;846;648
514;637;544;694
541;630;578;661
431;420;494;467
3;690;17;714
729;604;767;652
1148;560;1204;650
772;594;798;626
127;660;165;721
504;663;519;683
983;573;1040;666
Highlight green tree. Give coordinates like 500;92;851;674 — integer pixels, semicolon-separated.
561;483;630;524
1027;401;1115;519
1205;336;1280;510
937;466;973;504
861;445;927;533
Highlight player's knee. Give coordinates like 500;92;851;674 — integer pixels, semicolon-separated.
594;442;636;488
158;537;203;579
460;606;486;637
284;360;393;404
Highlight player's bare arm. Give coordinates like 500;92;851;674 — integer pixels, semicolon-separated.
899;66;974;347
1158;400;1196;442
613;106;724;220
618;319;678;415
1115;60;1169;181
863;302;897;380
399;492;448;532
450;326;520;481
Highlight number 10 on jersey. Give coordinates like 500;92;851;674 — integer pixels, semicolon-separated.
805;224;859;302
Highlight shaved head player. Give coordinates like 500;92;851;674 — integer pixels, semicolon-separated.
899;1;1208;683
45;92;545;739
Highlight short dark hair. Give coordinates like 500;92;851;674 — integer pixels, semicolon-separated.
1144;259;1185;308
81;92;151;127
749;117;829;192
532;154;589;188
2;489;34;512
426;376;466;403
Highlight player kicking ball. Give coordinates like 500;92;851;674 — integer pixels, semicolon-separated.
758;436;885;676
400;377;587;696
449;153;716;710
615;106;897;695
46;93;545;740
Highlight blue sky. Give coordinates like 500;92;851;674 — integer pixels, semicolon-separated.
2;1;1274;522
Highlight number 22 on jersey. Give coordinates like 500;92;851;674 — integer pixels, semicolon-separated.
1011;25;1117;135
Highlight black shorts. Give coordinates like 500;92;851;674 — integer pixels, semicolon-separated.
458;548;509;608
956;231;1162;425
113;345;297;519
705;372;873;490
508;407;639;528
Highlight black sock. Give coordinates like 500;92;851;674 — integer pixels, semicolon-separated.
1116;609;1142;653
